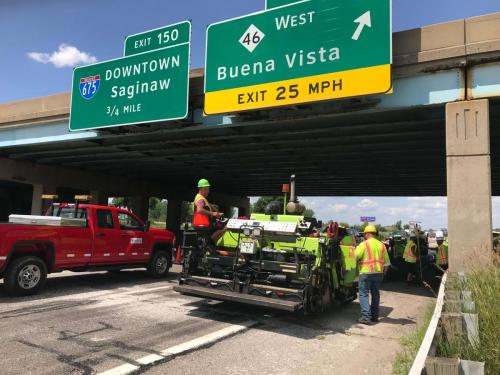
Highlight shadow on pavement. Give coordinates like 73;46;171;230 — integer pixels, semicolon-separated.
0;269;180;303
179;278;432;340
181;297;367;340
381;280;436;298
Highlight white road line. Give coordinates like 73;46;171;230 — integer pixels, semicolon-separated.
98;363;139;375
161;321;256;355
136;353;164;365
96;320;256;375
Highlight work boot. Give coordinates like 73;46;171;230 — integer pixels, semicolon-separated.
357;317;371;325
371;317;379;323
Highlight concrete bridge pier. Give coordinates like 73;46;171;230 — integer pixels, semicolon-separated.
128;195;150;224
31;184;56;215
446;99;493;271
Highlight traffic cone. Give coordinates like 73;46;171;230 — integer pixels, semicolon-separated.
174;244;182;264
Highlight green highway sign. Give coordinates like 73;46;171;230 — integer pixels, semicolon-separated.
205;0;392;114
70;43;190;131
124;20;191;56
265;0;298;9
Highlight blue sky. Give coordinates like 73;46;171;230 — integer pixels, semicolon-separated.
1;0;499;229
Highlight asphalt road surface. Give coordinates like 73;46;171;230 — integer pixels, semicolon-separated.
0;265;435;374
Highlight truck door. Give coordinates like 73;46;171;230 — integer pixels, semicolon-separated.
116;211;150;262
91;209;122;264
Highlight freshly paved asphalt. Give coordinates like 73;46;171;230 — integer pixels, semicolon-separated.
0;265;435;374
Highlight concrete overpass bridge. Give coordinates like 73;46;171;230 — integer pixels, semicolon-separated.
1;13;500;270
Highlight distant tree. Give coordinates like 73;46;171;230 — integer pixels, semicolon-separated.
181;201;194;223
403;224;410;230
303;208;315;217
339;222;350;228
251;196;314;216
148;198;167;222
395;220;402;230
111;197;129;208
251;196;284;214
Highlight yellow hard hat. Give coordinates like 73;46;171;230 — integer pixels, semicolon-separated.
364;225;377;234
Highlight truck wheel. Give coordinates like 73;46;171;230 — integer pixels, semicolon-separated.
4;256;48;297
147;250;171;278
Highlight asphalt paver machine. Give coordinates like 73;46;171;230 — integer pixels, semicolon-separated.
174;176;358;314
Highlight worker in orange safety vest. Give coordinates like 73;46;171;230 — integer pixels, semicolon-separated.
435;235;448;270
403;234;418;284
355;225;391;324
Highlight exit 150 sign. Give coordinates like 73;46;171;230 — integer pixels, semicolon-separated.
204;0;392;115
70;21;191;132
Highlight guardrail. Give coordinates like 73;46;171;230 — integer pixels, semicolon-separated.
409;272;485;375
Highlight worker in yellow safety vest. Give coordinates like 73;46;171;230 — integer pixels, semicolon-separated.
403;234;418;284
435;235;448;269
355;225;391;324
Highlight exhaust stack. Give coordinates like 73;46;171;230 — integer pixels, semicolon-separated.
286;174;305;214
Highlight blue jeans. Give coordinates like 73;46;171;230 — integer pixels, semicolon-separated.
358;273;384;320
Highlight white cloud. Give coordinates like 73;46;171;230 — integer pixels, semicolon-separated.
408;197;447;209
330;203;348;213
357;198;378;210
28;44;97;68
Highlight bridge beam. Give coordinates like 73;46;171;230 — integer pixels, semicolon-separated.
446;99;493;271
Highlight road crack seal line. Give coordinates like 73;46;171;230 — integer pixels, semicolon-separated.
97;320;258;375
17;339;97;375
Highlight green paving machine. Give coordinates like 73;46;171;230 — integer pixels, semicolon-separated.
174;176;358;314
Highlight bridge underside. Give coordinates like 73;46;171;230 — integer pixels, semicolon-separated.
1;98;499;197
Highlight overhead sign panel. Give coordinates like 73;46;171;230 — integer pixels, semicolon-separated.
124;20;191;55
204;0;391;115
265;0;298;9
70;22;191;131
361;216;376;222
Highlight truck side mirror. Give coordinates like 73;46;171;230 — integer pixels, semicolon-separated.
145;220;151;232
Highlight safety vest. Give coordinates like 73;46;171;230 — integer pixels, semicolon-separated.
192;193;213;227
355;238;390;274
436;243;448;265
341;235;355;247
403;240;417;263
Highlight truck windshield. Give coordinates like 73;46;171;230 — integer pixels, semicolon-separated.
46;205;88;219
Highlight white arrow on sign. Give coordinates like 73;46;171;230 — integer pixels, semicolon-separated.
352;11;371;41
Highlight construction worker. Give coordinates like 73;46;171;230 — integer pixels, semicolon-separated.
435;235;448;270
355;225;391;324
193;179;225;243
403;234;418;283
340;228;355;247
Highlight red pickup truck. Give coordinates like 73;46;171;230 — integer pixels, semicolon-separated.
0;203;175;296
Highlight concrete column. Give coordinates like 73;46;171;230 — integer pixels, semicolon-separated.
238;198;251;218
167;198;183;239
31;184;56;215
129;195;149;223
90;190;108;206
446;99;492;272
31;184;44;215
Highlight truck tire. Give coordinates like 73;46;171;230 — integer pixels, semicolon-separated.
147;250;171;278
4;256;48;297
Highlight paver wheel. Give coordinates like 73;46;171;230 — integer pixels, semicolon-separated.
147;250;171;278
4;256;48;296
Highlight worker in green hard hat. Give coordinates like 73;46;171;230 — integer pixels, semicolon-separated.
193;178;225;243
